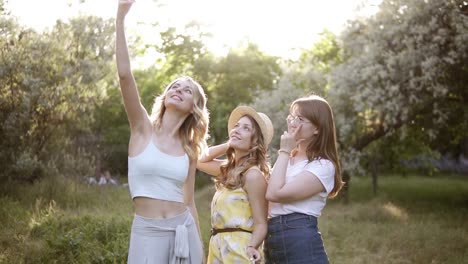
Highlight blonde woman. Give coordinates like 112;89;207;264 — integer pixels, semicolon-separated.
197;106;274;263
265;95;344;264
116;1;209;263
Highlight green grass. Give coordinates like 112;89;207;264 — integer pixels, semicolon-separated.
323;175;468;264
0;174;467;264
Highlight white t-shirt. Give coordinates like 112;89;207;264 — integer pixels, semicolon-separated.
269;158;335;218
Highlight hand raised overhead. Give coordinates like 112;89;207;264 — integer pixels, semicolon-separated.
117;0;135;18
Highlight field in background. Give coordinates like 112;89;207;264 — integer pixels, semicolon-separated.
1;174;467;263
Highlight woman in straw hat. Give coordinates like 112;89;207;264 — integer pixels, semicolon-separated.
117;1;208;263
264;94;344;264
197;106;274;264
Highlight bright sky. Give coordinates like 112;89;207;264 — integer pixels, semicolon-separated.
6;0;380;60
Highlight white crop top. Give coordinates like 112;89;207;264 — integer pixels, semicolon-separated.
128;138;190;203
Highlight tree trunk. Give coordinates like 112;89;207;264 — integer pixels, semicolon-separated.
371;158;378;196
341;170;351;203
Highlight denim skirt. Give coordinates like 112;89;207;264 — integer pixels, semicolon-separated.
264;213;329;264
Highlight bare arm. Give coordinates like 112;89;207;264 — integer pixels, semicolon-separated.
116;0;148;131
196;143;229;176
266;127;325;203
184;160;205;260
266;155;325;203
243;169;268;262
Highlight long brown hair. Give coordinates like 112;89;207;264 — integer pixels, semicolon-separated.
150;76;209;161
291;95;343;198
216;115;270;190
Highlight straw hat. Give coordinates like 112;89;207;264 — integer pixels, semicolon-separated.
228;105;274;146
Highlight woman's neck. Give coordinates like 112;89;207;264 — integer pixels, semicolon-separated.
290;144;308;165
295;142;308;155
234;149;248;163
158;109;189;137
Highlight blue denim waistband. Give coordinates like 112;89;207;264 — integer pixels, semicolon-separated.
268;212;317;224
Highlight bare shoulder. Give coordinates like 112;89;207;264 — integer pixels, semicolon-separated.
243;167;267;196
244;167;267;185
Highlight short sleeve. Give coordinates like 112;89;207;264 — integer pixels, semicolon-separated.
304;159;335;194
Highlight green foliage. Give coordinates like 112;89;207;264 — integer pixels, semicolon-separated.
329;0;468;174
252;63;313;157
252;32;340;157
322;175;468;264
362;126;441;175
2;175;467;263
207;44;282;143
134;25;283;145
157;25;211;78
0;177;132;264
30;215;129;264
299;30;342;74
92;84;130;176
0;14;116;183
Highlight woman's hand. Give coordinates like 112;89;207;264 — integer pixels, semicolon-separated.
117;0;135;18
246;246;261;263
279;124;303;152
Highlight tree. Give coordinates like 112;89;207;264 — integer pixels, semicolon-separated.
329;0;468;177
207;43;282;143
0;14;115;182
252;31;342;160
151;25;282;144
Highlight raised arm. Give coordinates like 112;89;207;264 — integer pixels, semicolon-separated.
116;0;148;130
266;126;325;203
196;143;229;176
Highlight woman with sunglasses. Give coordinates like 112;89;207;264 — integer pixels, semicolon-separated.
264;94;344;264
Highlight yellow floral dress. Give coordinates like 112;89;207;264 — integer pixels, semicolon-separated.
207;183;264;264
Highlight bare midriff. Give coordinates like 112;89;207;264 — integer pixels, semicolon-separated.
133;197;187;218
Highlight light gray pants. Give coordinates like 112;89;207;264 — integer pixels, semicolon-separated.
127;209;203;264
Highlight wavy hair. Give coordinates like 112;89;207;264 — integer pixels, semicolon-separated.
291;95;343;198
150;76;209;161
216;115;270;190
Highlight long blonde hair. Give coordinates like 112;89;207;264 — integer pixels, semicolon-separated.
291;95;343;198
150;76;209;161
216;115;270;190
